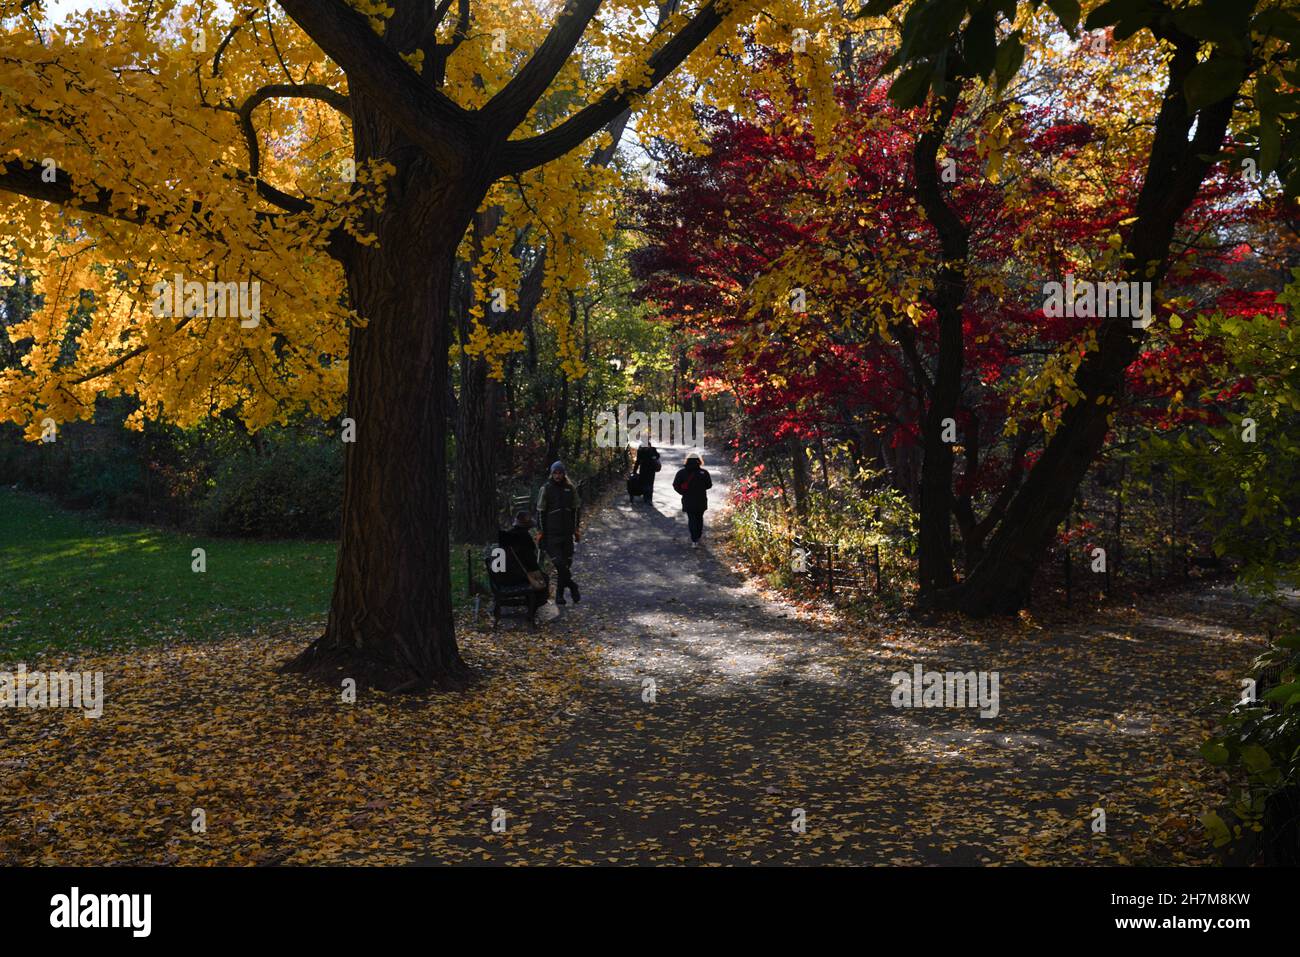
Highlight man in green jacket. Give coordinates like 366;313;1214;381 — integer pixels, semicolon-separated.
537;461;582;604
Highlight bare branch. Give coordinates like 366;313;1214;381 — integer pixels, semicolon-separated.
236;82;352;178
497;0;725;175
480;0;603;132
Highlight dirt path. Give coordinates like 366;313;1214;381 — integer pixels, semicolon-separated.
424;448;1272;865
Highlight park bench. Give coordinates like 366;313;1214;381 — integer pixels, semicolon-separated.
482;543;547;629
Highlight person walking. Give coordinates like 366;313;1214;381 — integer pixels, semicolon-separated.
672;452;713;548
537;461;582;604
631;438;661;503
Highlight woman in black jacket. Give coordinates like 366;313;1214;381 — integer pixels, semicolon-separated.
631;439;661;502
671;453;713;548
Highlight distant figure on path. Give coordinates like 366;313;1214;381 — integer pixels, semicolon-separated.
672;453;713;549
631;438;661;503
537;461;582;604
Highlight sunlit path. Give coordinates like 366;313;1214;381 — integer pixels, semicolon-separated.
424;450;1270;866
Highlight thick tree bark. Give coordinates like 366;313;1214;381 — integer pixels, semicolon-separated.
283;94;487;691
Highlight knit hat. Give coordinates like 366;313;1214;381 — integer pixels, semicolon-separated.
550;461;566;475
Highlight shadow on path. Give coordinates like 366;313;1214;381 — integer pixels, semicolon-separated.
423;447;1272;865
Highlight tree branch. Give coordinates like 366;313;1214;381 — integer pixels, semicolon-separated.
212;8;258;78
497;0;725;175
275;0;475;170
425;0;471;84
0;159;353;261
237;82;352;179
480;0;603;132
426;0;458;34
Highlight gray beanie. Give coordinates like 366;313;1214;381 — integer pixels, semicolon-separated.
550;461;566;474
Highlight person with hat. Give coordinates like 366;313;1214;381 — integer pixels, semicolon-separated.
498;509;547;596
537;461;582;604
672;452;713;548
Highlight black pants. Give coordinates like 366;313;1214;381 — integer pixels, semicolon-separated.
545;541;575;595
686;508;704;542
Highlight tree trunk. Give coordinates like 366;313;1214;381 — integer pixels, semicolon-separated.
284;99;486;692
452;356;500;543
916;361;959;591
790;435;808;517
912;79;967;594
547;374;569;465
451;209;506;544
927;37;1240;617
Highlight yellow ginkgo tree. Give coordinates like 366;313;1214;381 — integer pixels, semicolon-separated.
0;0;843;690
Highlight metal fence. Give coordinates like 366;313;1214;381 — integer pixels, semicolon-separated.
741;488;1224;608
745;515;903;600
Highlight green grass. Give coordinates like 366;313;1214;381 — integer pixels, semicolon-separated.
0;489;468;661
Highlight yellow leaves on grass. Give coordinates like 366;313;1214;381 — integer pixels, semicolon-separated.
0;624;597;866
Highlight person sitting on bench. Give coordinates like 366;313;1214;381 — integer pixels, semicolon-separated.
499;510;549;601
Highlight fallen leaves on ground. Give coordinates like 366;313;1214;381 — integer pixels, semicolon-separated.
0;624;598;865
0;474;1278;866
